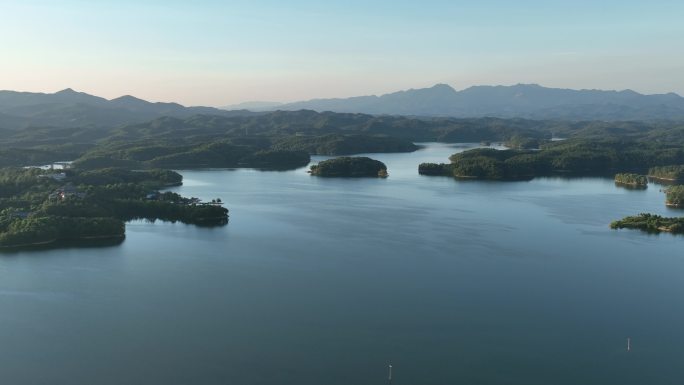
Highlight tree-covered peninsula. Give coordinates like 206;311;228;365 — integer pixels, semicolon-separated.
419;139;684;180
419;148;539;180
309;157;388;177
418;162;454;176
649;165;684;183
666;185;684;208
0;167;228;250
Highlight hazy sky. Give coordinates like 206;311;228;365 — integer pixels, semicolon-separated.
1;0;683;106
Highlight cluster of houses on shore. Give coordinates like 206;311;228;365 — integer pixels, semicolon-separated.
40;178;225;208
144;191;223;206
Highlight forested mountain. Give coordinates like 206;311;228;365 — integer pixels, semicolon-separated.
0;88;255;129
2;87;684;172
4;85;684;132
265;83;684;120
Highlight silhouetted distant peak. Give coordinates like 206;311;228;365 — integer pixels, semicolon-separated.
110;95;150;106
394;83;457;100
410;84;456;94
513;83;543;88
422;83;457;97
50;88;108;105
54;88;99;99
618;89;640;95
112;95;144;102
430;83;456;91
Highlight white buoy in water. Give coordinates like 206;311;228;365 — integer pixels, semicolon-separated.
627;337;631;352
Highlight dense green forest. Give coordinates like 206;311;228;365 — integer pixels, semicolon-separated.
72;140;311;170
310;157;388;177
609;183;684;235
649;165;684;182
6;110;684;170
272;134;419;155
418;162;454;176
4;109;684;241
419;139;684;180
0;216;125;248
504;135;543;149
614;173;648;187
0;168;228;249
610;213;684;234
666;186;684;207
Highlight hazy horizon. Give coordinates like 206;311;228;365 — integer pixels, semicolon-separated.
2;0;683;106
4;82;684;109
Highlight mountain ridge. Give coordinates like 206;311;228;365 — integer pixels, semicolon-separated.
2;84;684;130
0;88;256;129
238;83;684;120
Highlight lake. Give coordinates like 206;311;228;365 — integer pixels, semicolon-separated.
1;143;683;385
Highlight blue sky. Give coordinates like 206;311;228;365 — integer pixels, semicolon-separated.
1;0;683;105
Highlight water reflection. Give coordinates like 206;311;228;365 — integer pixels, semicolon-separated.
1;143;683;385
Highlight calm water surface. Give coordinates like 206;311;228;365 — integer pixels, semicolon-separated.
1;143;683;385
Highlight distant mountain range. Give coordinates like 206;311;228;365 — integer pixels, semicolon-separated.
229;84;684;121
0;88;252;129
2;84;684;131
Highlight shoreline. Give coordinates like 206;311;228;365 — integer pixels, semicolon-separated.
615;181;648;188
648;175;683;184
0;234;125;251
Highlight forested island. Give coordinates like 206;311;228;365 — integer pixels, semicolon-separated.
610;214;684;234
309;157;388;177
610;185;684;235
614;173;648;188
0;167;228;250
